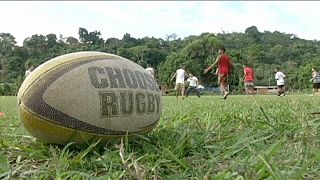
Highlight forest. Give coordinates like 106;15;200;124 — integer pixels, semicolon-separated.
1;26;320;95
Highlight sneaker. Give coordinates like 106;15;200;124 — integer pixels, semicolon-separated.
223;92;229;99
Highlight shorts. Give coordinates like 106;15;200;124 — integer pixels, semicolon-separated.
218;74;228;84
245;81;254;88
175;83;185;91
313;83;320;89
244;81;254;86
277;85;285;88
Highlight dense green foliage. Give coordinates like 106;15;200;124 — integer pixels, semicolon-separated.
1;26;320;95
1;95;320;179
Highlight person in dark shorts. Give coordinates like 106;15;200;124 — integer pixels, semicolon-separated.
186;73;200;98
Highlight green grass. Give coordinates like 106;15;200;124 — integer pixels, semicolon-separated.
1;95;320;179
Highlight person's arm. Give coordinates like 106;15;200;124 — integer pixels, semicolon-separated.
311;72;315;81
252;69;255;82
184;72;189;78
243;69;247;81
229;58;234;68
204;55;221;73
209;55;221;69
170;71;177;82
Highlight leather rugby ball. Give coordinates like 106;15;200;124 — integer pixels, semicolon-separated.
17;51;162;145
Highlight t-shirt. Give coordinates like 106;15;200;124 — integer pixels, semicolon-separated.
187;76;198;87
145;67;155;78
218;54;232;75
275;71;285;85
312;71;320;83
175;69;186;84
244;67;254;82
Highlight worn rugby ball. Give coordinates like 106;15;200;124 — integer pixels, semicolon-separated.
17;51;162;145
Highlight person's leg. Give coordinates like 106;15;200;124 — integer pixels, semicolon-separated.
186;87;191;97
219;74;227;95
189;87;199;97
221;82;228;99
195;87;201;97
221;81;227;93
248;82;254;95
279;85;285;96
218;75;223;94
175;84;180;99
249;85;254;95
220;75;229;99
244;84;249;95
313;83;319;95
277;86;281;96
181;84;185;99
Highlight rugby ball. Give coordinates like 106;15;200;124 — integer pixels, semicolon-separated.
17;51;162;145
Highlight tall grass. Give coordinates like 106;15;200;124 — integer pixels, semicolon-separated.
0;95;320;179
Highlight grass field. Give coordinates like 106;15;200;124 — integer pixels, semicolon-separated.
1;95;320;179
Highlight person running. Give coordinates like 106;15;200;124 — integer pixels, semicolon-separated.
170;64;188;99
275;68;286;96
204;47;233;99
243;64;255;95
186;73;200;98
310;67;320;95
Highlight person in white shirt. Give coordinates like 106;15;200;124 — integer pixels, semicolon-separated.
275;68;286;96
170;64;188;99
145;64;155;79
310;67;320;95
186;73;200;98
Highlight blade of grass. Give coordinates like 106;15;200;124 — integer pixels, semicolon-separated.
0;153;10;173
163;148;189;169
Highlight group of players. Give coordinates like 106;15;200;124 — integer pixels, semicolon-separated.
170;47;251;99
147;46;320;98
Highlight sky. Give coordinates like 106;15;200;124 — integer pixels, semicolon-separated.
1;1;320;46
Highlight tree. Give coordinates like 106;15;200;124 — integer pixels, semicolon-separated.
66;36;80;47
78;27;104;45
0;33;16;56
23;34;47;59
78;27;89;44
121;33;137;48
245;26;260;42
46;34;57;48
0;33;16;82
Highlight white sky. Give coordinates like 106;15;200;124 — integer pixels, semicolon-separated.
1;1;320;45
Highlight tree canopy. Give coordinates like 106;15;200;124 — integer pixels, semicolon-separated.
1;26;320;95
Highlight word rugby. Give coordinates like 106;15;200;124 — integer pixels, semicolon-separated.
88;66;161;118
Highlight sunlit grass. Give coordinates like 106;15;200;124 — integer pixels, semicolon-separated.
1;95;320;179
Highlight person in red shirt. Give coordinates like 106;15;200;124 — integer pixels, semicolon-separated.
204;47;233;99
243;64;255;95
